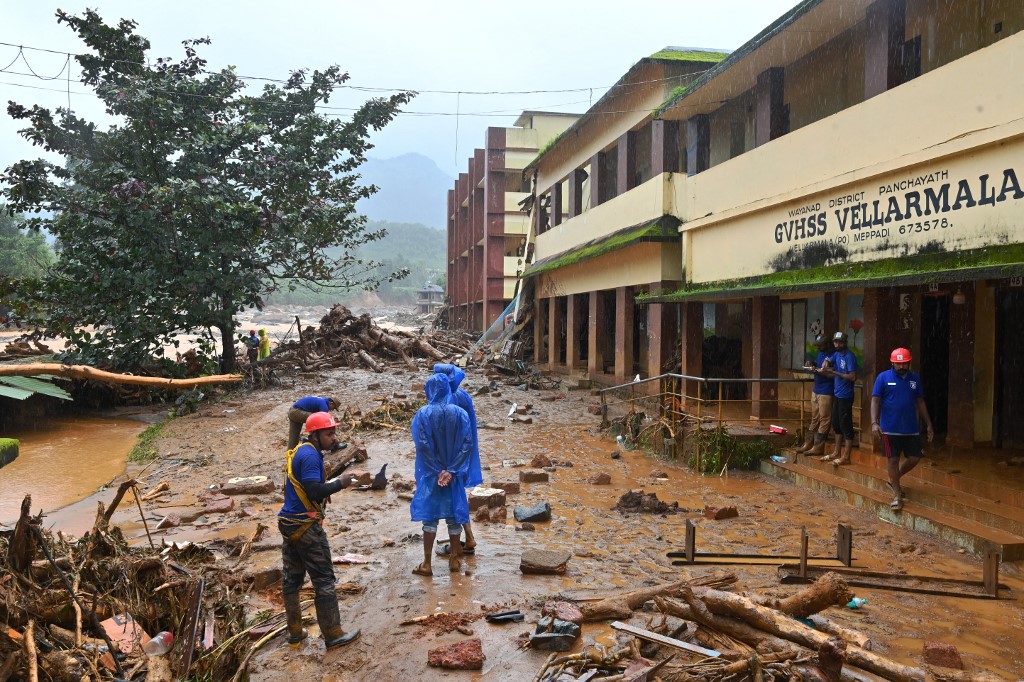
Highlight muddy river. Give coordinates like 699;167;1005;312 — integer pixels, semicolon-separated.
0;415;147;527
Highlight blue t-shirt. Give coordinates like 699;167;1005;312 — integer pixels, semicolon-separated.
293;396;330;413
812;351;834;395
831;350;857;399
872;369;924;435
279;442;325;516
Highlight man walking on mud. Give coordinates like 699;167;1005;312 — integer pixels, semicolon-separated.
410;374;473;577
278;412;360;649
871;348;934;511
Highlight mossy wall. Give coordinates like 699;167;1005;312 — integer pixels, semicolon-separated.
0;438;19;467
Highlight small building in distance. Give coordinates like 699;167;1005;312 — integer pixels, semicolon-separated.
446;111;580;333
416;283;445;315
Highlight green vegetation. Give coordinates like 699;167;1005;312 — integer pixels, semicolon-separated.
687;426;774;474
640;243;1024;303
654;83;694;118
269;221;446;306
648;49;729;63
128;421;168;464
524;216;680;278
0;209;53;279
1;10;412;373
0;438;19;466
533;129;569;166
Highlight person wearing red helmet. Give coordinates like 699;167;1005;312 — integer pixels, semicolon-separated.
244;329;260;365
871;347;934;511
278;411;360;650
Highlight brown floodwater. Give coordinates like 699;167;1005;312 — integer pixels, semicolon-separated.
0;416;146;527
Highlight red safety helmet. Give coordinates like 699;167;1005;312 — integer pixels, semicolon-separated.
305;412;339;433
890;348;912;363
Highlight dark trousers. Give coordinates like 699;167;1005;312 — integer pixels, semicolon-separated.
279;520;336;600
832;396;855;439
288;407;313;449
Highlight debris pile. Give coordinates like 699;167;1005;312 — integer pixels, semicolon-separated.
0;335;53;361
528;571;976;681
0;491;284;681
271;305;472;372
613;490;682;515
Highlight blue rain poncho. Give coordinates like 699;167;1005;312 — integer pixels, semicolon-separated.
410;374;472;524
433;363;483;487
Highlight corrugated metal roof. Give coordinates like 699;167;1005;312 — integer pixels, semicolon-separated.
0;384;33;400
0;376;73;401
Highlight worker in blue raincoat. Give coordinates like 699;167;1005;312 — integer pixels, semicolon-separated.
410;374;473;577
433;363;482;556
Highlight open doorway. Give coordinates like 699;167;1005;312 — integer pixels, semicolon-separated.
996;289;1024;448
921;295;950;437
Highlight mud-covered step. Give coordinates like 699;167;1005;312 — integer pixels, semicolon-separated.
761;458;1024;561
791;454;1024;537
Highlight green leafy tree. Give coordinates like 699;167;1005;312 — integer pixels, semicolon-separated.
0;207;54;323
1;10;413;371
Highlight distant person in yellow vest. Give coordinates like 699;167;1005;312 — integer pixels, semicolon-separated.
257;328;271;360
278;412;360;649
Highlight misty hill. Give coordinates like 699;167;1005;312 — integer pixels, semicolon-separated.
357;153;453;229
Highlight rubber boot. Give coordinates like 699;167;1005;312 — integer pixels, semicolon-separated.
283;592;307;648
806;433;827;456
795;432;814;454
832;440;853;466
315;594;361;649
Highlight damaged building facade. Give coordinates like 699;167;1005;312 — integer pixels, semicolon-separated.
521;0;1024;452
446;111;579;333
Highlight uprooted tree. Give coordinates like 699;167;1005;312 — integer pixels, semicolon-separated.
1;10;413;373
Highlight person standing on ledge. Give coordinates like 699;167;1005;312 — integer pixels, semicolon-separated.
871;347;934;511
288;395;340;449
820;331;857;466
798;334;834;457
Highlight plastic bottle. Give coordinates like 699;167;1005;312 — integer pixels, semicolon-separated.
846;597;868;609
143;631;174;656
770;455;788;464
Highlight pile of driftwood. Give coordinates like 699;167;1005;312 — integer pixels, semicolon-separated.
269;305;472;372
0;337;54;362
0;489;282;681
536;573;994;682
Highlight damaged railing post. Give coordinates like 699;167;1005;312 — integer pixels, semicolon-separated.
600;388;609;427
696;381;703;474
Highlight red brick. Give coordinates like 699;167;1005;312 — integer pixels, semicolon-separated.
922;641;964;669
490;481;520;495
519;469;549;483
589;473;612;485
703;505;738;520
427;638;484;670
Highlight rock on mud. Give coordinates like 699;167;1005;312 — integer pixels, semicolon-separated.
613;490;678;514
923;641;964;669
703;505;739;520
220;476;275;495
427;638;484;670
589;473;612;485
520;548;571;575
490;481;520;495
519;469;549;483
514;502;551;522
541;601;583;625
530;454;552;468
467;487;507;511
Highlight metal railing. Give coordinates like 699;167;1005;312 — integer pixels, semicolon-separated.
599;372;863;471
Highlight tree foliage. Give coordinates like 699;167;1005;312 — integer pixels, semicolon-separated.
1;10;413;371
0;208;53;279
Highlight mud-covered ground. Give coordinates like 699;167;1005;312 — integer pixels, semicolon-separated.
100;363;1024;681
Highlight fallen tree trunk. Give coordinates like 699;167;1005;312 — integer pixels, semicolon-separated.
0;364;243;388
758;571;853;618
685;588;929;682
578;574;736;623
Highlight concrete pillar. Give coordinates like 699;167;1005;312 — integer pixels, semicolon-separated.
588;291;604;378
686;115;710;175
617;131;637;195
590;152;603;209
647;281;678;377
548;295;559;369
566;294;580;371
567;168;585;218
948;283;976;447
615;286;635;384
681;301;703;404
754;67;786;146
865;0;906;99
550;182;563;227
651;120;680;175
750;296;780;420
824;291;841;339
862;287;901;448
534;293;547;364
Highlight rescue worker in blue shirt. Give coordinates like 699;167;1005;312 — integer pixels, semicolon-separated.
278;412;360;649
871;347;934;511
410;374;473;577
819;331;857;466
287;395;340;449
432;363;483;557
798;334;834;456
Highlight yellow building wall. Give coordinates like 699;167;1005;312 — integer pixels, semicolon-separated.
505;127;540;150
535;173;672;261
536;241;681;299
671;31;1024;283
908;0;1024;73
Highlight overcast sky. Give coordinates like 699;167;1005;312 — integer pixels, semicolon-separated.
2;1;798;178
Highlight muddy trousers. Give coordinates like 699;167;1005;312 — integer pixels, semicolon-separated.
288;407;314;450
279;520;343;636
808;393;833;435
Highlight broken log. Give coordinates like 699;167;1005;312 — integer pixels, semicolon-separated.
0;363;242;388
9;496;36;574
580;580;693;622
358;349;383;373
678;588;929;682
806;614;872;651
759;571;854;618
